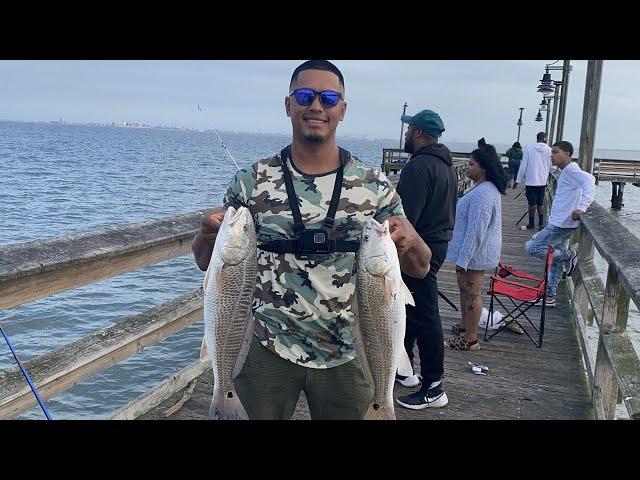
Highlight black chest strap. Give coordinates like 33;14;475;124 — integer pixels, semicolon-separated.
258;145;359;255
279;145;344;232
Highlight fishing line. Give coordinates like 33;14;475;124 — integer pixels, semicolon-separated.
0;323;52;420
197;105;241;171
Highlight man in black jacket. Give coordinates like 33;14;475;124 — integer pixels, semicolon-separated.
394;109;458;410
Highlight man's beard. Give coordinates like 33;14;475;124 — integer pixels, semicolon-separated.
304;133;324;143
403;138;414;154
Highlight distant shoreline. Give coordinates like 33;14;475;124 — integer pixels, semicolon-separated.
2;119;640;154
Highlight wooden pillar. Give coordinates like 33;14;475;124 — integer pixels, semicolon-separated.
578;61;604;174
611;182;624;210
556;60;571;141
593;264;631;419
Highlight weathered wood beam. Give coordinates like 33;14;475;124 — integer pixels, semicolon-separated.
600;331;640;419
0;289;203;419
110;359;211;420
0;211;218;312
580;202;640;312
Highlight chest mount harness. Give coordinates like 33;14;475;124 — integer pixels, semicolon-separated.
257;146;360;260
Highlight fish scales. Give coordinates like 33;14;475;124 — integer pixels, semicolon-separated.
202;206;257;420
356;218;414;420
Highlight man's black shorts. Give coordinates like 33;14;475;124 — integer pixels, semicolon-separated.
525;185;546;206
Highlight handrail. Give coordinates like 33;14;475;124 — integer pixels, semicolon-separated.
0;289;203;419
0;164;473;419
547;172;640;419
0;211;214;312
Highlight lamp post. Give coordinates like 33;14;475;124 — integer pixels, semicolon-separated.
399;101;407;150
535;110;543;122
516;107;524;143
536;60;572;143
539;98;549;137
549;81;562;145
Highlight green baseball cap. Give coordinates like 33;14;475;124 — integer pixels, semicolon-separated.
401;109;445;138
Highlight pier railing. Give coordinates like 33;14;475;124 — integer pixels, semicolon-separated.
547;174;640;419
0;211;220;419
2;159;639;420
0;159;472;420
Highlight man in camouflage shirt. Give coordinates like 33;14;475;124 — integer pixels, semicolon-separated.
192;60;431;420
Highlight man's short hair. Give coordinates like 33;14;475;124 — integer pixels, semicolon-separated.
552;140;574;156
290;60;345;90
537;132;547;142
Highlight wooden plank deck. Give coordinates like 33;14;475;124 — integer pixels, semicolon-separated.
139;185;593;420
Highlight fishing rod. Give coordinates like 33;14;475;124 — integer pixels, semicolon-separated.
197;105;241;171
0;323;52;420
438;290;458;311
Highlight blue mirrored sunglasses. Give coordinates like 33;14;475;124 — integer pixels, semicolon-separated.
290;88;343;108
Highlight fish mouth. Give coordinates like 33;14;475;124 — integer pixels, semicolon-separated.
365;220;390;238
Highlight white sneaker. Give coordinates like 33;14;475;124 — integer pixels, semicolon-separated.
395;373;421;388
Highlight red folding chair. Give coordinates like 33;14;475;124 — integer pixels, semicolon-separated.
484;245;554;348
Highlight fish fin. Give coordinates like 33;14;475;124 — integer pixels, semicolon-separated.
203;256;223;292
199;337;209;363
396;347;414;377
202;263;212;291
384;277;395;307
362;400;396;420
214;263;226;286
208;386;250;420
400;280;415;306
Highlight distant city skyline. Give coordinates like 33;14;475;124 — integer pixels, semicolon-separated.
1;60;639;149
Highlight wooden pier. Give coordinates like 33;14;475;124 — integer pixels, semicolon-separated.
2;162;639;420
135;183;593;420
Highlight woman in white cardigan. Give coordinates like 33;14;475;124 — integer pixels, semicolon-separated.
445;143;508;351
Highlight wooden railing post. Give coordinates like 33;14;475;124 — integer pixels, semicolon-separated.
577;224;595;262
593;264;631;419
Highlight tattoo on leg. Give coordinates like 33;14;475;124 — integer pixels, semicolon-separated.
465;280;474;288
467;304;475;312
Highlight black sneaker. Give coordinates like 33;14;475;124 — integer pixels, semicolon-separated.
396;381;448;409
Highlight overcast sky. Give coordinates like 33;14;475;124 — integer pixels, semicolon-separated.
0;60;637;150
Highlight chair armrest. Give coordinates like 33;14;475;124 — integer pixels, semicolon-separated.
490;276;544;293
497;263;543;282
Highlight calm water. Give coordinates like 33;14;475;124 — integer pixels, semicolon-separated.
1;121;639;419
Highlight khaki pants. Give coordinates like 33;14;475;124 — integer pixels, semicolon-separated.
234;336;373;420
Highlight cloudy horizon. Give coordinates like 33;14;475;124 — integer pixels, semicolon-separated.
1;60;637;150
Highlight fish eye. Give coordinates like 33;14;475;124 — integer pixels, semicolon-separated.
243;224;249;231
364;234;369;241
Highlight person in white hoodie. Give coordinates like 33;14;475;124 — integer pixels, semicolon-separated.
515;132;553;230
524;141;595;307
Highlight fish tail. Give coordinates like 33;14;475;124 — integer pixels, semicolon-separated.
208;386;249;420
362;399;396;420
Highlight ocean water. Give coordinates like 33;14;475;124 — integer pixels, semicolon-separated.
1;121;638;419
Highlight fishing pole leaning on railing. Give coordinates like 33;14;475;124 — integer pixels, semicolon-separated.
0;323;52;420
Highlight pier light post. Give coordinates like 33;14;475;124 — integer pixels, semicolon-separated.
537;60;572;143
535;110;543;122
516;107;524;143
548;81;562;145
539;98;548;136
399;101;408;150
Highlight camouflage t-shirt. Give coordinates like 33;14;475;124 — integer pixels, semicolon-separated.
223;148;405;369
